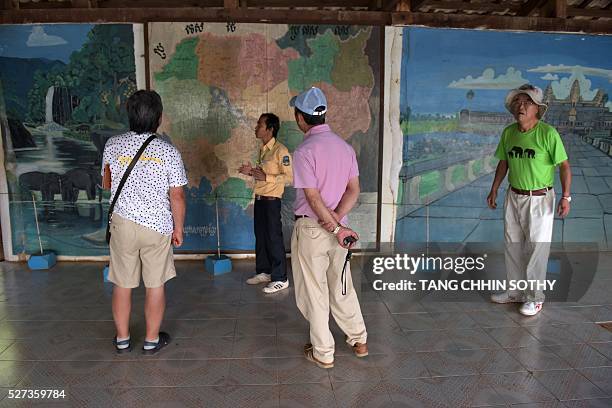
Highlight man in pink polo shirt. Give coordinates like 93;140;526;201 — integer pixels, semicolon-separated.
290;86;368;369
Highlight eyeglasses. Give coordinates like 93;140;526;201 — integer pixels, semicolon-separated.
511;99;536;108
518;84;536;91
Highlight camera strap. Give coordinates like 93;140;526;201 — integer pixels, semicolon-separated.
341;250;352;295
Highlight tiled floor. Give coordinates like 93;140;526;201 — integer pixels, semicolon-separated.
0;256;611;407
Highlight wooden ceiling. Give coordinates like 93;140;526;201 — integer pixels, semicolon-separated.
1;0;611;33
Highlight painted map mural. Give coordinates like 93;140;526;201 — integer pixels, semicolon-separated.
395;27;612;247
149;22;381;251
0;24;137;257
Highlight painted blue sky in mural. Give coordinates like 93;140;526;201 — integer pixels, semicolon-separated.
0;24;94;63
401;27;612;115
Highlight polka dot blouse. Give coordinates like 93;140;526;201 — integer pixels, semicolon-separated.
102;131;188;235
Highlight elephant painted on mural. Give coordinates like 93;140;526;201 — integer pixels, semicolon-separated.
525;148;536;159
19;171;62;202
508;146;523;158
61;168;98;202
84;167;103;198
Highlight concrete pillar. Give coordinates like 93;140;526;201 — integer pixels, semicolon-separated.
443;165;455;192
466;160;476;181
408;175;421;207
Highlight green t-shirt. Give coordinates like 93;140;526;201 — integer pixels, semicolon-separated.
494;121;568;190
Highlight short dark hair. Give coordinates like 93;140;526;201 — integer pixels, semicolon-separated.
260;113;280;138
295;107;326;126
127;90;163;134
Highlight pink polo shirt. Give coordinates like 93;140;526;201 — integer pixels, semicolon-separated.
292;124;359;225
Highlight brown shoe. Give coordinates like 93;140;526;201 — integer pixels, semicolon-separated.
304;347;333;369
345;335;369;357
352;342;368;357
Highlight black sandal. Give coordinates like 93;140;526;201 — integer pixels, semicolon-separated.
142;332;171;355
113;336;132;354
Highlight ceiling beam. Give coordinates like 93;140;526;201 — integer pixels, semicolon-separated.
567;6;612;18
575;0;593;8
72;0;97;7
421;1;516;12
554;0;566;18
393;10;612;34
518;0;547;16
0;7;390;25
538;0;566;18
18;1;72;8
382;0;410;11
383;0;400;11
1;7;610;34
86;0;377;7
97;0;224;10
247;0;372;7
410;0;429;11
396;0;410;11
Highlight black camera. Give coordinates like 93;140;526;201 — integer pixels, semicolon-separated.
343;236;358;246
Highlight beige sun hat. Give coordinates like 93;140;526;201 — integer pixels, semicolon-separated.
504;84;548;118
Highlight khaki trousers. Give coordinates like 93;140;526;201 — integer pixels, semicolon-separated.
291;217;367;364
503;189;555;302
108;214;176;289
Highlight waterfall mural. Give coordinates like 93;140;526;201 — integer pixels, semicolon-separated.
0;24;138;258
45;86;75;125
45;86;54;124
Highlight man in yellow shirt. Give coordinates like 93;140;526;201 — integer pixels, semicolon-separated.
239;113;293;293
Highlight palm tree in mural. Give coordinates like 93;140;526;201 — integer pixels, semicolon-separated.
466;89;474;111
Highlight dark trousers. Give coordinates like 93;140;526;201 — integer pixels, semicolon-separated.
254;198;287;282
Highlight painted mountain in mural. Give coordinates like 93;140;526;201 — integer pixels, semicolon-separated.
0;56;65;121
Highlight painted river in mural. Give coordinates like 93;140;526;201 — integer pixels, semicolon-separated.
9;128;112;256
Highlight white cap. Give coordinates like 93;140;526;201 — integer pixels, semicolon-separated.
504;84;548;118
289;87;328;116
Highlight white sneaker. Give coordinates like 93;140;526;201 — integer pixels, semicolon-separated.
263;280;289;294
490;292;526;304
246;273;271;285
519;301;543;316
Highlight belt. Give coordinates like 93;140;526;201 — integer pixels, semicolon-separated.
294;214;309;221
511;186;552;196
255;195;279;201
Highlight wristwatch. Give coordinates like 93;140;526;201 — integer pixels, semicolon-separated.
561;196;572;202
332;224;341;235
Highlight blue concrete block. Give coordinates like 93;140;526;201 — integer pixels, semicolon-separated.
103;265;110;282
205;255;232;275
547;258;561;276
27;251;57;270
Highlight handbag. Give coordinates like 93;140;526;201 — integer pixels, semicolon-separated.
106;135;157;244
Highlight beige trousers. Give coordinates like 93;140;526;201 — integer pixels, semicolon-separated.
108;214;176;289
291;217;367;364
504;189;555;302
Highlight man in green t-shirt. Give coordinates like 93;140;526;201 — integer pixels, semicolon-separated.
487;84;572;316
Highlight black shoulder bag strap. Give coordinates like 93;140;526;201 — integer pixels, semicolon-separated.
106;135;156;244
